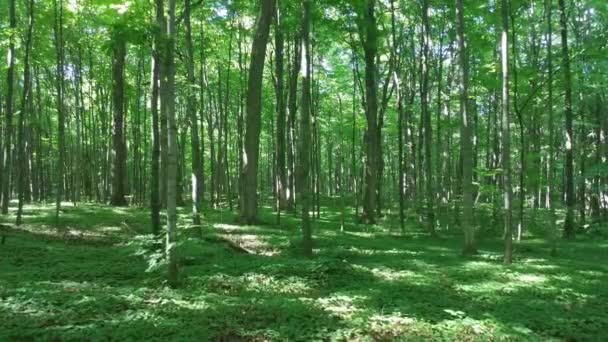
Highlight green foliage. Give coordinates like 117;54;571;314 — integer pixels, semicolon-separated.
1;203;607;340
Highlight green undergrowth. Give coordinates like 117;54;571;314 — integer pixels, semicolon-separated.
1;201;607;341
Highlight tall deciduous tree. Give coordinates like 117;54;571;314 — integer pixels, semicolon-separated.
501;0;514;264
165;0;179;286
185;0;203;232
239;0;274;224
274;0;288;216
456;0;476;255
357;0;379;224
110;28;128;206
299;0;313;257
1;0;16;215
421;0;435;236
559;0;575;239
17;0;35;225
53;0;66;222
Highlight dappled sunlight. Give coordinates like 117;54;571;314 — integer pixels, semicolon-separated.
311;294;367;319
509;273;547;285
2;202;607;340
351;264;418;282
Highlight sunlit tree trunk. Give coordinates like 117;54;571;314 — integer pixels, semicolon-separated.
299;0;313;257
501;0;514;264
274;0;287;217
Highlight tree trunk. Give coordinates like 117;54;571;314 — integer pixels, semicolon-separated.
53;0;66;223
185;0;203;233
275;0;288;215
559;0;575;239
165;0;179;287
17;0;34;225
421;0;435;235
299;0;313;257
501;0;514;264
151;29;161;237
456;0;476;255
110;31;128;206
239;0;274;224
1;0;16;215
359;0;379;224
286;37;300;212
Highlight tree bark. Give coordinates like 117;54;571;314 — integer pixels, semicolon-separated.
17;0;35;225
1;0;16;215
359;0;379;224
185;0;203;232
421;0;435;235
110;30;128;206
239;0;274;224
165;0;179;287
299;0;313;257
456;0;476;255
559;0;575;239
53;0;66;223
274;0;288;215
501;0;514;264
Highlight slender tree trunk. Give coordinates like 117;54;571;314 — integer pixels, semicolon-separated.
239;0;274;224
559;0;575;239
421;0;435;235
286;37;300;212
17;0;34;225
275;0;288;216
185;0;203;233
151;36;161;237
456;0;476;255
501;0;514;264
1;0;16;215
299;0;313;257
390;0;405;233
53;0;66;223
165;0;179;287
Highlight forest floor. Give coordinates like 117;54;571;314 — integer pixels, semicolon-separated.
0;201;607;341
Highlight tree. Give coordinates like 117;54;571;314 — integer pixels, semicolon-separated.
357;0;379;224
239;0;274;224
456;0;476;255
559;0;575;239
53;0;66;222
109;27;128;206
299;0;313;257
165;0;179;286
274;0;288;216
1;0;16;215
16;0;35;225
421;0;435;236
501;0;514;265
185;0;203;233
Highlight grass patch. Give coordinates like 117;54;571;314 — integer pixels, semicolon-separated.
1;202;607;340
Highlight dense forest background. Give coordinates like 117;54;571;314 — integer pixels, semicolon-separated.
0;0;607;339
